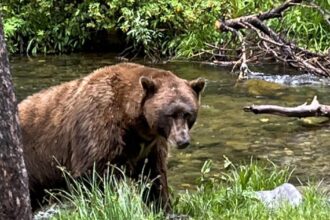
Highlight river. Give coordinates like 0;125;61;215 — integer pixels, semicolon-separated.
10;53;330;190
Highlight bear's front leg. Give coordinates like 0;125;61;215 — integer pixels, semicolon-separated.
134;141;171;212
147;146;171;212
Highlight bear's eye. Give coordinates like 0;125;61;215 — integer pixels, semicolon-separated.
170;112;179;118
174;112;191;119
183;112;191;119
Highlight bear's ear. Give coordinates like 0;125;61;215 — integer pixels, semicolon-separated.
140;76;156;95
189;78;206;96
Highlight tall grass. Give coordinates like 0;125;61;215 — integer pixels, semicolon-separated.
52;166;163;220
175;158;330;219
52;159;330;220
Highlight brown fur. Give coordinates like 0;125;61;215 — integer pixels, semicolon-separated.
18;63;205;211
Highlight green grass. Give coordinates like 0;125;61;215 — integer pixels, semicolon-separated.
174;158;330;219
51;159;330;220
51;166;163;220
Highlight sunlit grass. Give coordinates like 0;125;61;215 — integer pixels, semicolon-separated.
174;158;330;219
51;166;163;220
51;159;330;220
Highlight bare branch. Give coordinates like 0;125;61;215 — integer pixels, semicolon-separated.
215;0;303;31
214;0;329;77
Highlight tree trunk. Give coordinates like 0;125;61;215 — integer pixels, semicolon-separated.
0;16;32;220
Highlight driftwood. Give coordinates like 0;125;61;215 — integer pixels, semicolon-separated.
244;96;330;117
213;0;330;77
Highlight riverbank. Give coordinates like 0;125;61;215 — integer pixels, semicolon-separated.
37;159;329;220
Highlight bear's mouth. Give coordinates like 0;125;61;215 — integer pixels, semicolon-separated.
176;140;190;149
168;137;190;149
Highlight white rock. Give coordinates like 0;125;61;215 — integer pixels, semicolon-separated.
255;183;302;209
33;205;59;220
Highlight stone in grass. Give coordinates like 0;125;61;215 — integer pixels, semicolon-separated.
255;183;303;209
33;205;60;220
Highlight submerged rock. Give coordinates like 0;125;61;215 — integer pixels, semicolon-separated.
243;79;284;96
255;183;303;208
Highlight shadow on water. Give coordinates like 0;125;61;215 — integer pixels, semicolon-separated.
10;54;330;189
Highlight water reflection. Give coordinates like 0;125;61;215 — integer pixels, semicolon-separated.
10;54;330;189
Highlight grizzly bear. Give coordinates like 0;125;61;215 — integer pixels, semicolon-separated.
18;62;205;211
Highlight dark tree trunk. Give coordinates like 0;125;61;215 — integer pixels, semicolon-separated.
0;16;32;220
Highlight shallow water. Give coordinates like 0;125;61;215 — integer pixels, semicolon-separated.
10;53;330;189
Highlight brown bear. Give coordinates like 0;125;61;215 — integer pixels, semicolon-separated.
18;62;205;211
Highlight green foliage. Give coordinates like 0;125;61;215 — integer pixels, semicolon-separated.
220;156;293;191
1;0;91;54
278;0;330;52
174;158;330;220
1;0;329;57
52;159;330;220
52;166;163;220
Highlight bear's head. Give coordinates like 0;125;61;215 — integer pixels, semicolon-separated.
140;74;205;149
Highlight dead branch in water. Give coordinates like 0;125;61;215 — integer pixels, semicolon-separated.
214;0;330;77
244;96;330;117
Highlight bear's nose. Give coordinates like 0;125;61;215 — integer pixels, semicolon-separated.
177;140;190;149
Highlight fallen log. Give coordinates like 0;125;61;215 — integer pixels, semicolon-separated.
243;96;330;117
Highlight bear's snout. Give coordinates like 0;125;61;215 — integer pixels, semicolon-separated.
177;138;190;149
172;129;191;149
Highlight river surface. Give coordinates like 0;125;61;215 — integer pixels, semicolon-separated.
10;53;330;189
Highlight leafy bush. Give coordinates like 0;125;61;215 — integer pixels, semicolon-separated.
279;1;330;52
1;0;329;58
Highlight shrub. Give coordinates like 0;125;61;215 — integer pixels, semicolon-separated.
1;0;329;59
